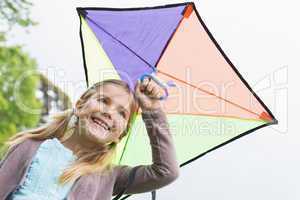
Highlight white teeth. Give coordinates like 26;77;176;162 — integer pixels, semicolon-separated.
92;117;108;130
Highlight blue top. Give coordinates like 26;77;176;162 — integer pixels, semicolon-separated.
11;138;77;200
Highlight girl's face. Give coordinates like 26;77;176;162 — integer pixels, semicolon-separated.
76;83;132;145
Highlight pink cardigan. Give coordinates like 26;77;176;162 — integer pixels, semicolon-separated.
0;109;180;200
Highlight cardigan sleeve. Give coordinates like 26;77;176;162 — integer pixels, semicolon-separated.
113;108;180;195
0;139;33;199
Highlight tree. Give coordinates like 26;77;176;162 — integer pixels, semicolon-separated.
38;74;72;124
0;1;72;149
0;0;36;41
0;0;41;147
0;45;42;145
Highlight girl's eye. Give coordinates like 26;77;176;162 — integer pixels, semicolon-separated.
119;110;126;119
97;97;108;104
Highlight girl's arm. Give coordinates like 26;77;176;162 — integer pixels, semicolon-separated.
113;108;180;195
0;139;33;198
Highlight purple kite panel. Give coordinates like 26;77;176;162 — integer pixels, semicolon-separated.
83;5;186;86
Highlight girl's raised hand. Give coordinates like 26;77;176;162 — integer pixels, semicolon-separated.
135;78;164;111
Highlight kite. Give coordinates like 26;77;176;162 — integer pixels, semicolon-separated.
76;2;277;199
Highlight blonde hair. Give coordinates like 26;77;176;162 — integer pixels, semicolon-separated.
3;79;138;184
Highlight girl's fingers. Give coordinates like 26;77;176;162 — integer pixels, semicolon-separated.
137;77;163;98
141;77;150;91
135;80;143;97
145;82;163;98
151;88;161;98
145;82;154;94
135;79;163;110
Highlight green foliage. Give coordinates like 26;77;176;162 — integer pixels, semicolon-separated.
0;0;41;148
0;0;36;41
0;45;42;146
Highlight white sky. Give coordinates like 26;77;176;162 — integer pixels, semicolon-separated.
7;0;299;199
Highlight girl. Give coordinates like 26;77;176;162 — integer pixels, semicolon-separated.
0;79;179;200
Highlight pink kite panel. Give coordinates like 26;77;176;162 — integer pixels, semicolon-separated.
157;10;270;121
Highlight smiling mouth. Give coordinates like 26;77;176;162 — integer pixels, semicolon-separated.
90;116;110;131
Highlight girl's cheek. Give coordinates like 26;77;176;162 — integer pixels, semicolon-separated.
86;99;103;110
114;119;126;133
120;120;127;132
77;102;94;116
90;100;101;110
